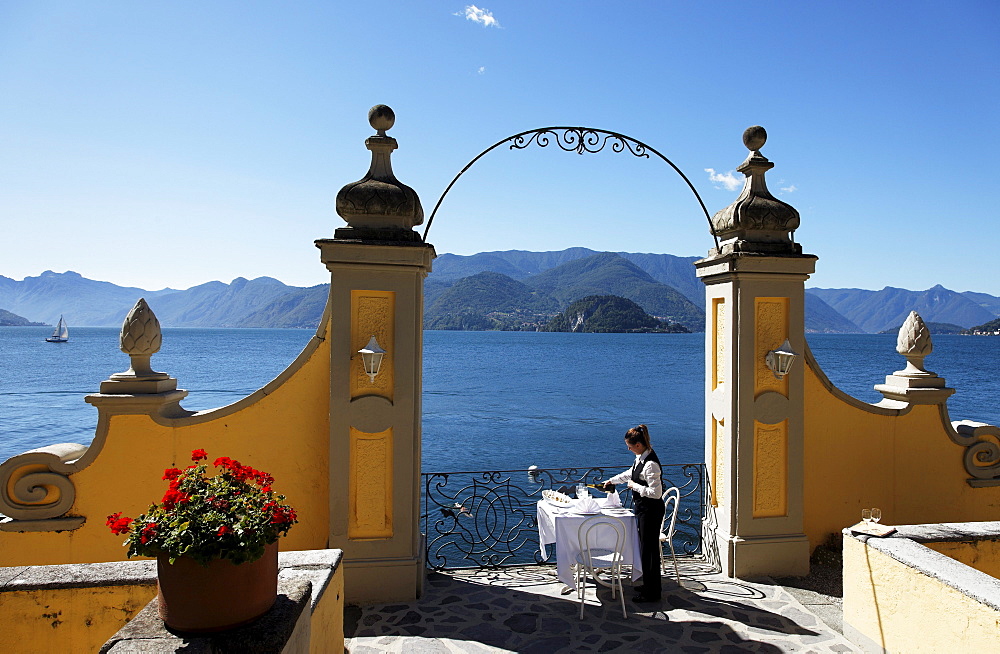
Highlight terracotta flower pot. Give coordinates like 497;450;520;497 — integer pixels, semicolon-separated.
156;541;279;633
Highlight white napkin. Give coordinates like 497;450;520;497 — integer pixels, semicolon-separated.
576;497;600;513
601;492;622;509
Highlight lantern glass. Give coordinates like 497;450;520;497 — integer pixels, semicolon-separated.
765;339;798;379
358;336;386;382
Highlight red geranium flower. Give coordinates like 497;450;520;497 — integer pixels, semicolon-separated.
109;449;296;566
105;512;134;536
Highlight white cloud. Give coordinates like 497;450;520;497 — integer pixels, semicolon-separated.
705;168;742;192
459;5;500;28
780;184;798;194
477;66;486;75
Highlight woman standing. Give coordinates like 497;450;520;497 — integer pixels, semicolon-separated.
602;424;664;603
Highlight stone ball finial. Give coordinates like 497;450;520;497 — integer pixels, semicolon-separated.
369;104;395;135
333;104;422;240
743;125;767;152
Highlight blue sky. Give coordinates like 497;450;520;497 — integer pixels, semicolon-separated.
1;2;997;294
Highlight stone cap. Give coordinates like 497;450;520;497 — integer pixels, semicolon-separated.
334;105;424;243
709;126;802;257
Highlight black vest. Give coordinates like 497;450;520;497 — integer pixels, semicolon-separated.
631;449;663;512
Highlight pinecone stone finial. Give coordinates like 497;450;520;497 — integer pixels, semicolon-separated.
110;298;170;381
895;311;934;377
875;309;954;405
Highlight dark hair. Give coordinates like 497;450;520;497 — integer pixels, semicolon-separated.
624;424;651;450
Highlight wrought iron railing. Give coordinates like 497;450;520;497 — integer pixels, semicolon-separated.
421;463;706;570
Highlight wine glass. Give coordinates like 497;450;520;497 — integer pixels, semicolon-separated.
861;508;872;525
871;508;881;524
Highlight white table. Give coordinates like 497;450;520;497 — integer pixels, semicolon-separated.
536;500;642;589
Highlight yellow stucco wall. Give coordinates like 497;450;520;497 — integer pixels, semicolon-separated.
926;539;1000;579
803;350;1000;549
843;535;1000;652
0;327;331;567
0;583;156;654
310;563;345;654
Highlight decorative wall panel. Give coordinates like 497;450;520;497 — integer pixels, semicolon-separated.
754;298;788;398
712;418;725;508
348;427;393;539
713;299;726;390
753;420;788;518
350;290;395;401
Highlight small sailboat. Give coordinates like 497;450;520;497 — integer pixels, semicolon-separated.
46;315;69;343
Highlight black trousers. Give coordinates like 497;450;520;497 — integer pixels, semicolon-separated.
635;500;665;597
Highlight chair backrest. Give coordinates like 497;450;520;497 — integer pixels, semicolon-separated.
577;516;627;568
662;486;681;540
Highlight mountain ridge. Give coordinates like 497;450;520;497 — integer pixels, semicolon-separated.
4;249;999;333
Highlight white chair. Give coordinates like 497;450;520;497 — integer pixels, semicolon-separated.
659;486;681;585
574;515;627;619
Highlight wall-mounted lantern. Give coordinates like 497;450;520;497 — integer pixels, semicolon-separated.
358;336;387;382
765;338;798;380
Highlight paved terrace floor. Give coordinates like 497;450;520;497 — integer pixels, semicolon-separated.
345;558;858;653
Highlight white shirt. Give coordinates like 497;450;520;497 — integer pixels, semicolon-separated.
607;450;663;500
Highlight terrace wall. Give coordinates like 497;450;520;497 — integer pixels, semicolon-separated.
802;347;1000;550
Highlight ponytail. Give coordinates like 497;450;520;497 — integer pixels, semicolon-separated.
624;424;651;450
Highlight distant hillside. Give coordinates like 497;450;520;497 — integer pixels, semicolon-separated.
0;271;176;326
0;308;46;326
525;253;704;330
962;291;1000;316
806;285;996;333
616;252;703;309
805;295;863;333
147;276;296;328
965;317;1000;334
432;248;704;307
425;272;559;331
431;247;600;283
7;251;1000;332
878;322;965;335
236;285;329;328
544;295;689;333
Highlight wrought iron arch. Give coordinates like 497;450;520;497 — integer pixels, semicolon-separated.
422;126;719;250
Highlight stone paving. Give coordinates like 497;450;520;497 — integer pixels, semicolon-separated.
344;559;859;653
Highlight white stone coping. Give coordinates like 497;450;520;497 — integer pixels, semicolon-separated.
843;521;1000;612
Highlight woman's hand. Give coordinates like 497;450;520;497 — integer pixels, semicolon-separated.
627;480;642;492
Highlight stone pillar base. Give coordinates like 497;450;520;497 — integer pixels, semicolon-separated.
344;554;424;604
722;532;811;578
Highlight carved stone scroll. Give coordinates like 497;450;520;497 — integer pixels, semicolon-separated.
0;443;88;527
950;421;1000;487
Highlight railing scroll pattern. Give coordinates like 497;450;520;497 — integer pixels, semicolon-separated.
422;463;706;570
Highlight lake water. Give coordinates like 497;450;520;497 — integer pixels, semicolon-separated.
2;327;998;472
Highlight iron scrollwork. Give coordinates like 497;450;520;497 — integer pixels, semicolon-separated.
422;126;718;250
509;128;650;158
421;463;706;571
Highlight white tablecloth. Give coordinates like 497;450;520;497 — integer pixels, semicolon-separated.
536;500;642;589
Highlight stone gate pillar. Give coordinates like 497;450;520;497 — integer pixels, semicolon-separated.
695;127;816;578
315;105;435;602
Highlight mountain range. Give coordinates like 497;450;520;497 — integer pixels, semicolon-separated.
4;248;1000;334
